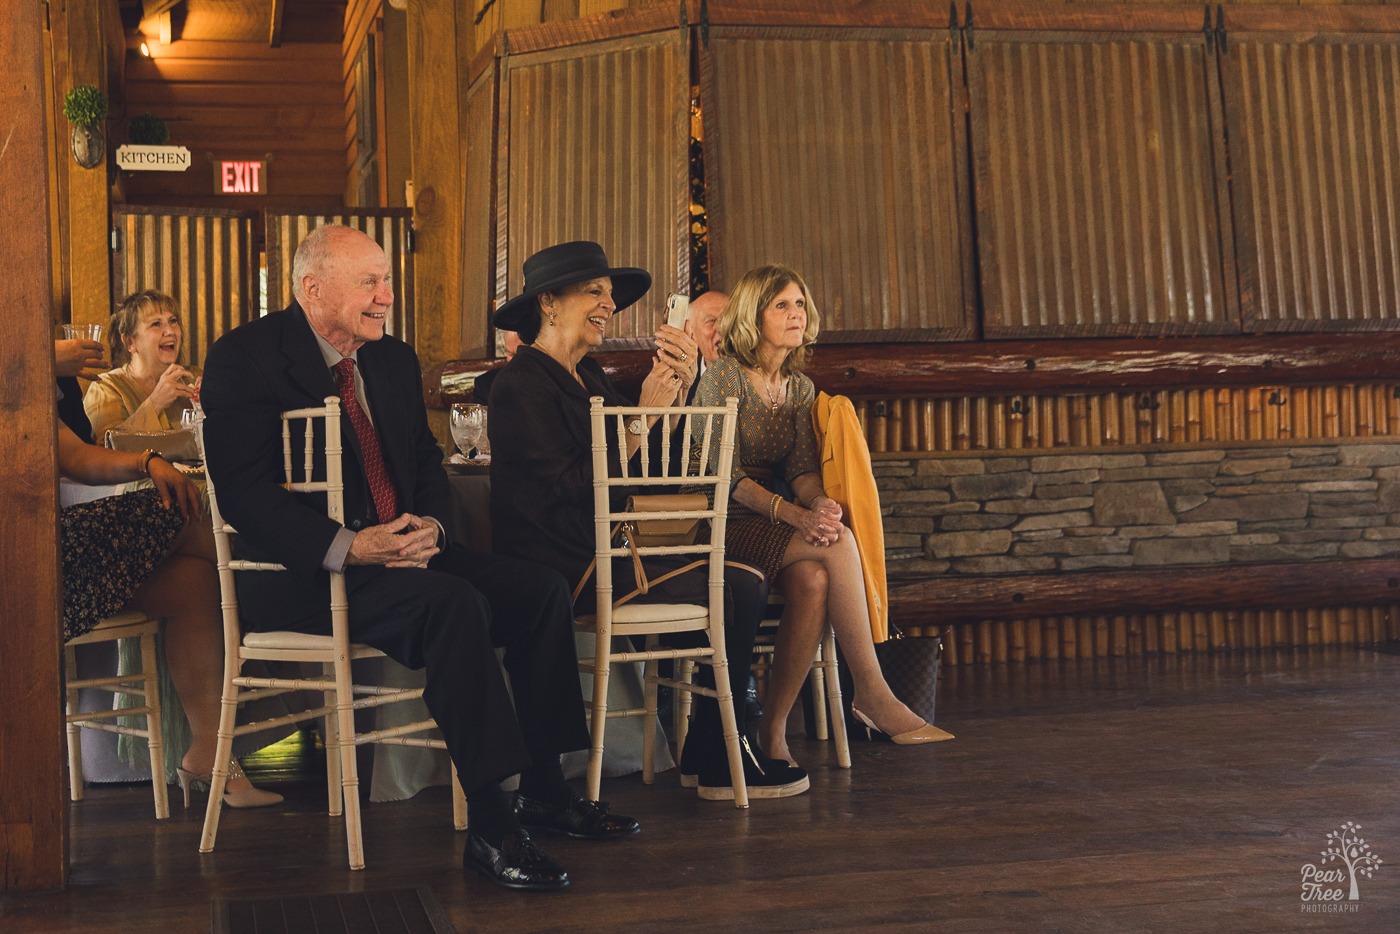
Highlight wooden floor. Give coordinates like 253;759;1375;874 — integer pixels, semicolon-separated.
4;647;1398;933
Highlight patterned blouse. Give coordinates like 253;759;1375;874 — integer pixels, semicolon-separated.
691;355;820;513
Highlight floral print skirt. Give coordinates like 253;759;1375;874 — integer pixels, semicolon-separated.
61;488;184;642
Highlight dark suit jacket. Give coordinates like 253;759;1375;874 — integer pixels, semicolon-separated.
489;347;628;587
200;302;450;625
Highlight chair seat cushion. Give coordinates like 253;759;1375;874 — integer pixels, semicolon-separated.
577;602;710;634
244;630;378;654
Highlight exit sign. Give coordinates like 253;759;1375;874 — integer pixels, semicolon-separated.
215;161;265;195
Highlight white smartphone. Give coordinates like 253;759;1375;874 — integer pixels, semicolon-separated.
665;292;690;331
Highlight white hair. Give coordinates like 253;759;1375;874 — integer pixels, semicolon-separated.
291;224;351;303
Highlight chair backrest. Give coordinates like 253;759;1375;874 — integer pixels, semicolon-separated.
197;397;347;653
586;397;739;622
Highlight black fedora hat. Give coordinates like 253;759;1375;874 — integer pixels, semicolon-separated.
492;241;652;332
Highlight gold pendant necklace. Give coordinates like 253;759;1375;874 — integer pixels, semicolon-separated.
764;376;785;411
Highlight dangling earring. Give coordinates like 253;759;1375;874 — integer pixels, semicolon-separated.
547;312;558;328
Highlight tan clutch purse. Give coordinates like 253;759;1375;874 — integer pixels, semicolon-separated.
105;427;201;463
623;493;708;547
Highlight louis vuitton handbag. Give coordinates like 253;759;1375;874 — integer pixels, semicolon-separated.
872;624;943;725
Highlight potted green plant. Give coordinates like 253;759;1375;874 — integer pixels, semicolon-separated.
127;113;169;146
63;85;108;169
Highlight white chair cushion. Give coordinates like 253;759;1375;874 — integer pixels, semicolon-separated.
611;602;707;624
246;630;340;650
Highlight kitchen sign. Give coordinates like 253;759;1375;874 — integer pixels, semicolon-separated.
215;160;266;195
115;145;192;171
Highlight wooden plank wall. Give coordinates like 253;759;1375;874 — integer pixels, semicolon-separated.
120;38;346;211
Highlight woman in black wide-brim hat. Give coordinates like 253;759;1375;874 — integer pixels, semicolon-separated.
488;241;809;801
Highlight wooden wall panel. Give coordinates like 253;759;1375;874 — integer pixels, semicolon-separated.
121;37;345;211
113;207;259;369
499;27;689;345
264;210;414;344
3;0;65;894
461;63;498;357
702;25;974;341
1224;22;1400;330
970;27;1235;337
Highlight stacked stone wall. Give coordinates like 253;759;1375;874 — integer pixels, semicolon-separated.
879;443;1400;579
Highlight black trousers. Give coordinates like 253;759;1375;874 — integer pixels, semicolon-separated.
239;547;589;790
577;557;767;765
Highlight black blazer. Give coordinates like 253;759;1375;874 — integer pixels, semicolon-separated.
200;303;450;622
488;347;633;587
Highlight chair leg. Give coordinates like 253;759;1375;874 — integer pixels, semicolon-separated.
641;637;659;785
450;765;467;831
585;636;613;804
674;659;694;762
810;652;830;742
333;655;365;870
710;654;749;809
821;627;851;769
198;665;243;853
139;629;170;819
322;663;342;818
64;645;85;803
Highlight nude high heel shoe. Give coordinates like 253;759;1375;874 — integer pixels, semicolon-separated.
850;707;955;745
176;758;284;809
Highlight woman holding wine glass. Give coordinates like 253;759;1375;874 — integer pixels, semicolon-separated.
84;290;202;442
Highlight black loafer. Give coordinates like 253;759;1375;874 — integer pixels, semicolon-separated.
514;793;641;839
465;829;570;891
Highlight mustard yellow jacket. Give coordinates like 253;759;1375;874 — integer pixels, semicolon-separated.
813;392;889;642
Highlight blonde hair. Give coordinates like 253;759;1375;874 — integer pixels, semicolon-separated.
719;265;820;376
109;290;182;368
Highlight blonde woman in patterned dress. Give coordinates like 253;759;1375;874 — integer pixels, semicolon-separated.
691;265;951;767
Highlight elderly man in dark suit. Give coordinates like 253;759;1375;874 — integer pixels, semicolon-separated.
200;225;637;892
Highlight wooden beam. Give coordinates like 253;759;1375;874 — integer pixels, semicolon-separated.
407;0;467;437
50;0;113;329
268;0;285;48
888;559;1400;627
1;0;66;895
438;332;1400;404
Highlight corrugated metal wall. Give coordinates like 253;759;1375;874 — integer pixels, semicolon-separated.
264;210;415;343
970;32;1235;337
1226;35;1400;331
702;26;974;341
112;207;258;369
499;30;689;346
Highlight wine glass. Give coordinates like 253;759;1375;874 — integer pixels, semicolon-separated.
450;404;486;458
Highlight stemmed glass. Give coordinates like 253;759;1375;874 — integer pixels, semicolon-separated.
450;404;486;459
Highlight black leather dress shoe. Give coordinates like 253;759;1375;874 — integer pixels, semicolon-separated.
514;793;641;839
465;829;570;891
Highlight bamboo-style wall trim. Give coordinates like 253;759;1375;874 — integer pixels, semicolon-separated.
855;383;1400;454
908;605;1400;666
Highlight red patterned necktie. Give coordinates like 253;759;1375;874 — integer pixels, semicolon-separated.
333;358;400;524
